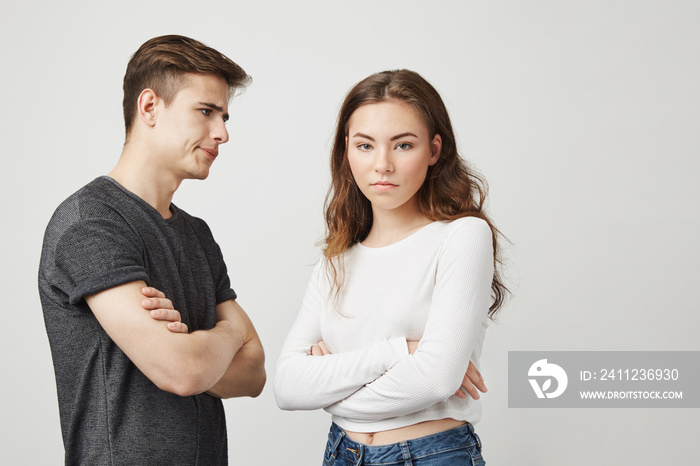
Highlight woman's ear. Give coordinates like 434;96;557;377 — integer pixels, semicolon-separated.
136;88;159;128
429;133;442;166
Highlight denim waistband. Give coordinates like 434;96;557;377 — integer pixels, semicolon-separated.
325;422;482;465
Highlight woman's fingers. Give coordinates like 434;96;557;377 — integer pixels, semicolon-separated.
466;361;487;393
455;361;487;399
318;340;331;355
457;373;480;400
311;341;332;356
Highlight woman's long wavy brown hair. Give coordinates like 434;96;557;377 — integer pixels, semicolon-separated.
323;70;507;316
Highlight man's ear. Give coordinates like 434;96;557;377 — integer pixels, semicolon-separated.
137;89;159;128
429;133;442;166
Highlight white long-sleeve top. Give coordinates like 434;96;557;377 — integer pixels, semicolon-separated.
274;217;494;433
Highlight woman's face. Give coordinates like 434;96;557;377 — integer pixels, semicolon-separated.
346;100;441;215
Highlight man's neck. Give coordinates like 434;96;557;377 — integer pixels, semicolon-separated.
108;141;182;219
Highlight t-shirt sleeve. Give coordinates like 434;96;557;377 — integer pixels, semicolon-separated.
187;216;237;303
52;217;149;305
273;260;409;411
212;241;237;304
324;217;494;421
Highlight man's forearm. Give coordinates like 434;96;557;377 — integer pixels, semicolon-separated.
87;281;245;398
173;319;245;396
206;337;266;399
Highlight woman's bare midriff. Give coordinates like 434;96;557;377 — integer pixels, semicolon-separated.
344;418;466;446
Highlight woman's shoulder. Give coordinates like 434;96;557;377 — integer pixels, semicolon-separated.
441;216;492;238
437;216;493;255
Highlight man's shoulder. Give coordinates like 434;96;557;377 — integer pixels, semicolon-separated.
45;178;105;230
47;177;145;232
41;177;144;258
51;176;115;212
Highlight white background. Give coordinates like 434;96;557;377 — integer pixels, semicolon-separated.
1;1;699;464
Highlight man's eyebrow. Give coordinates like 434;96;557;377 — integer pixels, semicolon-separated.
199;102;229;121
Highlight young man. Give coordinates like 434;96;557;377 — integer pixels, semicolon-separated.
38;35;265;465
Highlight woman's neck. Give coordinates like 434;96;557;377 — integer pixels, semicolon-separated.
362;200;433;248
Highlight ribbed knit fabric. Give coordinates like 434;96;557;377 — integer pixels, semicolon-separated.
274;217;494;433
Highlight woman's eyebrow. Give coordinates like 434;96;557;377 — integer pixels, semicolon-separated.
350;132;419;141
351;132;374;141
390;132;418;141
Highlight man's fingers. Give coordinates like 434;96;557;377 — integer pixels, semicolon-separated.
141;287;166;299
149;309;182;322
166;321;188;334
142;298;175;311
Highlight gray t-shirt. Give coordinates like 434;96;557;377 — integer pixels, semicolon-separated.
38;176;236;465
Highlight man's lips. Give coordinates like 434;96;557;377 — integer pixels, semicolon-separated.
199;147;218;160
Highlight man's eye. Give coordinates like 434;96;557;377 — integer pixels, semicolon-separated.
200;109;212;116
396;143;412;150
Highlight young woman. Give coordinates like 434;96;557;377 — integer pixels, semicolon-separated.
274;69;506;465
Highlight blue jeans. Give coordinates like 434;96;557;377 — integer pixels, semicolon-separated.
322;422;485;465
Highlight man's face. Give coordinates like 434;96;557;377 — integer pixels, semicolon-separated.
154;74;230;181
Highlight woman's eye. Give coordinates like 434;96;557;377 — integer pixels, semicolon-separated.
396;143;412;150
358;143;372;151
200;109;211;116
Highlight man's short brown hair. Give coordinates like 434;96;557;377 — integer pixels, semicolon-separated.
122;35;250;135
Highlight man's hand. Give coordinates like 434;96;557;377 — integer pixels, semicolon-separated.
206;299;266;398
408;341;486;400
141;287;188;334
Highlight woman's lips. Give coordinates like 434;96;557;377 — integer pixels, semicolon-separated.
371;182;397;192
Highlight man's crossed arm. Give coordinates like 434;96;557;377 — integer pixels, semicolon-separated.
86;281;265;399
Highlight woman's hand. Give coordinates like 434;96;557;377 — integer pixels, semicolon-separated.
310;340;331;356
455;361;487;400
408;341;486;400
141;286;188;334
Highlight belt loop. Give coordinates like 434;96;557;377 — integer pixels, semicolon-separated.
329;426;345;459
473;430;483;452
399;441;413;466
466;423;482;452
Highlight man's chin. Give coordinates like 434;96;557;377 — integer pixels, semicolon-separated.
187;167;211;181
